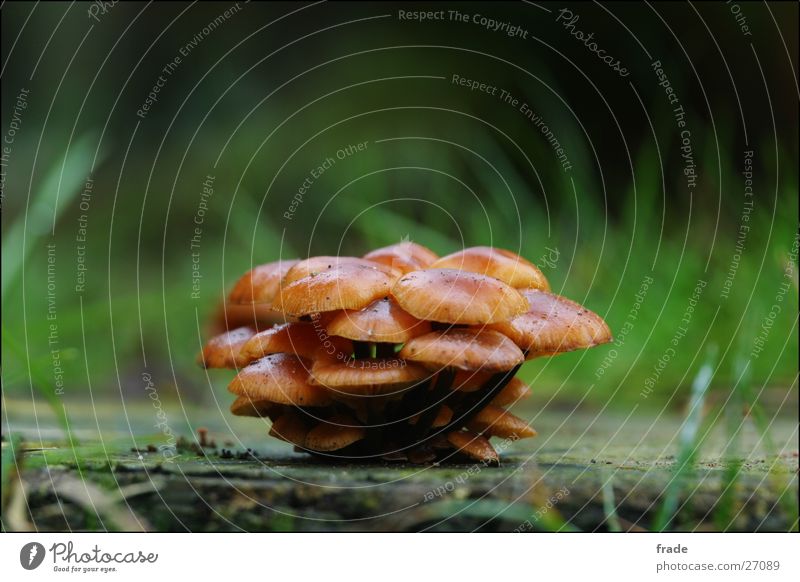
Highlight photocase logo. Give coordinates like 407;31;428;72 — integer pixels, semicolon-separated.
19;542;46;570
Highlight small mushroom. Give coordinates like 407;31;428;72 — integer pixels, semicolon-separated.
283;256;400;285
391;268;528;324
490;377;532;407
466;404;537;439
239;322;352;363
431;246;549;290
228;259;298;304
326;298;432;344
309;358;430;396
229;395;280;419
490;289;612;357
363;241;439;273
275;263;398;317
227;354;332;407
399;328;524;372
304;415;366;451
269;410;309;447
447;430;499;464
198;326;256;369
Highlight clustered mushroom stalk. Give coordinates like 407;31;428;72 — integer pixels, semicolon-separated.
199;243;612;464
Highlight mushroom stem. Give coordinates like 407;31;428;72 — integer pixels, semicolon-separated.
404;368;455;445
353;341;371;359
445;364;522;431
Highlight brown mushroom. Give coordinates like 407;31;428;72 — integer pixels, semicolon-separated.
275;263;398;317
490;289;612;357
228;354;332;407
305;415;366;451
326;298;431;344
391;268;528;325
198;326;256;369
446;430;499;464
269;410;309;447
490;377;532;407
239;322;352;363
283;256;399;285
210;302;288;333
309;358;430;396
229;395;280;419
228;259;298;304
364;241;438;274
466;404;537;439
399;328;524;372
431;246;549;290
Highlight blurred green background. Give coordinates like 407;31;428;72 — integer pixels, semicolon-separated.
2;1;797;425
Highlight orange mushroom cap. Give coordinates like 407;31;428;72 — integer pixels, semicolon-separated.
304;415;366;451
198;326;256;369
490;377;532;407
269;411;310;447
467;404;537;439
228;259;298;304
325;298;431;343
309;358;430;395
239;322;353;364
364;241;438;274
399;328;524;372
275;263;397;317
283;256;399;285
431;246;549;290
490;289;612;358
230;395;281;419
391;269;528;325
447;431;499;464
227;354;332;407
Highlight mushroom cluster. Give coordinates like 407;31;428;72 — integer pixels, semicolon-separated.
199;243;611;464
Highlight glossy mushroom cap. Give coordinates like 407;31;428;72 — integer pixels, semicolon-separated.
447;431;499;464
325;298;431;343
309;358;430;395
210;302;288;334
490;289;612;357
275;263;398;317
364;241;439;274
228;259;298;304
198;326;256;369
431;246;549;290
228;354;332;407
283;256;399;285
399;328;524;372
239;322;352;364
391;269;528;325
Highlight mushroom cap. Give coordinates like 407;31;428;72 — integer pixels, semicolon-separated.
399;328;524;372
239;322;352;363
490;377;532;407
227;354;332;407
198;326;256;369
467;404;537;439
489;289;612;357
446;431;499;463
364;241;438;274
325;298;432;343
275;263;397;317
230;395;280;419
309;358;430;395
391;269;528;325
431;246;549;290
210;302;288;333
228;259;298;304
269;411;309;447
304;415;365;451
283;256;399;285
